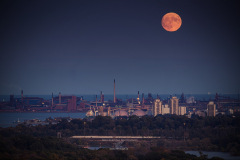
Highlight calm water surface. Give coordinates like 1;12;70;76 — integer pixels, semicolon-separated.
185;151;240;160
0;112;86;128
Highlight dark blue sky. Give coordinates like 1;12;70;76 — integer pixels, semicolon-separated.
1;0;240;95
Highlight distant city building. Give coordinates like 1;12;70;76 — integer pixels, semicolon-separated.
162;104;170;115
170;97;179;115
207;101;216;117
194;110;206;117
137;91;140;104
22;97;44;107
217;112;225;115
146;93;154;104
228;109;234;115
10;94;14;104
142;93;145;105
55;104;67;110
179;106;186;115
98;106;104;116
153;99;162;116
52;93;78;112
179;93;186;103
126;98;139;108
114;110;128;117
186;96;196;104
187;112;192;118
86;109;94;117
67;96;77;112
132;110;146;117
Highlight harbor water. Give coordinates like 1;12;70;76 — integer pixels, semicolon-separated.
0;112;86;128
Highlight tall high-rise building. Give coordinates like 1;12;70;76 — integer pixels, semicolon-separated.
153;99;162;116
170;96;179;115
179;106;186;115
162;104;170;115
207;101;216;117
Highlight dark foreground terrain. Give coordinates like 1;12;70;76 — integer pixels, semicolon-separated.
0;113;240;159
0;135;223;160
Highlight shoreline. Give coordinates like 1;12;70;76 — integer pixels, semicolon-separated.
0;111;86;113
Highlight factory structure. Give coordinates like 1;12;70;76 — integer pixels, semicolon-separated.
2;79;240;118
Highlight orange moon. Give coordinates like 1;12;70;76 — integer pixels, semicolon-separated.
162;12;182;32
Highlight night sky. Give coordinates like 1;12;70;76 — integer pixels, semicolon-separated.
1;0;240;95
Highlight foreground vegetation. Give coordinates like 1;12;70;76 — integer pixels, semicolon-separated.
0;113;240;159
0;134;223;160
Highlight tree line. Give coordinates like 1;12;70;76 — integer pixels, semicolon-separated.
0;113;240;158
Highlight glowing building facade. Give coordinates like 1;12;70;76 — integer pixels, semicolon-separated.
170;96;179;115
207;101;216;117
179;106;186;115
153;99;162;116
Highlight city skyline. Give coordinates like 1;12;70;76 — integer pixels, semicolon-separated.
1;0;240;95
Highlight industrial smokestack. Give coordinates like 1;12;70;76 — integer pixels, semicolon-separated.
137;91;140;103
59;92;61;104
21;90;23;98
21;90;23;103
96;95;97;108
114;79;116;103
52;92;54;107
51;92;54;112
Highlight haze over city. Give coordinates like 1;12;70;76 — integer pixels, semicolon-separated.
1;0;240;95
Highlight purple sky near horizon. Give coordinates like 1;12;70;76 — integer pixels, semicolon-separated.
0;0;240;95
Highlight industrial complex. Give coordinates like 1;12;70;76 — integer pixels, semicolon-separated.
1;79;240;118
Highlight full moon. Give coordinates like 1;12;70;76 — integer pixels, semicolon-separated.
162;12;182;32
